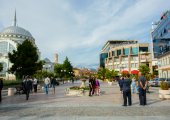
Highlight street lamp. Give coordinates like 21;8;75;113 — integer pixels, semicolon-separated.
61;69;66;84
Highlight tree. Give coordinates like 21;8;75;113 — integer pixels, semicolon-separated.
97;68;106;80
8;40;42;80
54;64;63;78
104;69;118;81
105;69;112;80
0;63;3;72
138;64;150;80
62;57;74;78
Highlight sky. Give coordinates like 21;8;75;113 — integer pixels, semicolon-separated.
0;0;170;68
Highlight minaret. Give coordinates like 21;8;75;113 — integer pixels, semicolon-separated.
13;10;17;26
54;53;58;64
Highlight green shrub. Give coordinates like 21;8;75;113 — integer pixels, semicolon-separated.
160;81;169;90
3;80;21;86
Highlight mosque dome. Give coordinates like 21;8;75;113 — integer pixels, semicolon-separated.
0;26;33;38
0;11;34;40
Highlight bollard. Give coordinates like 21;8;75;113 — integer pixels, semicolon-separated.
8;88;15;96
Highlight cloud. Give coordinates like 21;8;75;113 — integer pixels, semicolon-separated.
0;0;170;68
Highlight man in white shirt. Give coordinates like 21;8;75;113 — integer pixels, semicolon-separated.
44;77;50;94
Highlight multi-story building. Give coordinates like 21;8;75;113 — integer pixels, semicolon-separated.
105;43;152;74
151;10;170;78
100;40;138;68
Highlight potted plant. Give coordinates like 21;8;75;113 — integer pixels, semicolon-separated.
159;81;170;99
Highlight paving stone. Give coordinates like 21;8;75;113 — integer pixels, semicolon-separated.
0;81;170;120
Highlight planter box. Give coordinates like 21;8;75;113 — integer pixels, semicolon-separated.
66;89;89;96
159;89;170;99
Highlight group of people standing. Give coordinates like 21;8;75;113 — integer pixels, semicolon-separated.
89;77;100;96
22;76;57;100
118;72;148;106
22;76;38;100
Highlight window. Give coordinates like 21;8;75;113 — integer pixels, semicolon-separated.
112;51;115;56
131;63;135;68
124;48;129;55
9;43;15;53
0;41;8;54
131;56;138;61
132;47;138;54
117;49;121;56
139;47;148;52
100;53;108;67
135;63;138;67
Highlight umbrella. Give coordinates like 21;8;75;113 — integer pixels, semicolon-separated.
122;70;129;74
131;70;139;74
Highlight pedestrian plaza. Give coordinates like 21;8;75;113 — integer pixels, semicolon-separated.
0;81;170;120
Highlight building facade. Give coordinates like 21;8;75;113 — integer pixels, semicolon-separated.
43;58;54;73
100;40;138;68
0;11;40;79
151;10;170;78
105;43;152;73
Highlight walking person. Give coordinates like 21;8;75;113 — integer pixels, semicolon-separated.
118;77;124;93
122;74;132;106
44;76;50;94
89;77;93;96
138;72;147;106
51;77;56;94
23;76;32;100
92;77;96;95
95;78;100;96
0;78;3;103
33;77;38;93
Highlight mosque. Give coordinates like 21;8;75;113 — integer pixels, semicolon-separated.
0;11;40;80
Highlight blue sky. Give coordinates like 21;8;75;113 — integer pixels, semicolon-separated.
0;0;170;68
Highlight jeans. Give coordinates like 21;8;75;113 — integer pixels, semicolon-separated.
45;84;49;94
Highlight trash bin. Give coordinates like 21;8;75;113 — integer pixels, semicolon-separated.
8;88;15;96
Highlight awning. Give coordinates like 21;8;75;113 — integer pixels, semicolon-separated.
131;70;139;74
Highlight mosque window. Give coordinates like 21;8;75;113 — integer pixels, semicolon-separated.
0;41;8;54
9;43;15;53
0;62;7;76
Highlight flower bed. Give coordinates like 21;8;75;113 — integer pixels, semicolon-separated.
66;86;89;96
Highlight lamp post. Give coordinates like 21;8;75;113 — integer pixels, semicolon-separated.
61;69;66;84
69;71;74;83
